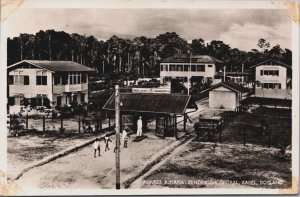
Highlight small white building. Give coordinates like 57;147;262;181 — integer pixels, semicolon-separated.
160;54;223;88
250;59;292;99
208;82;249;110
7;60;95;113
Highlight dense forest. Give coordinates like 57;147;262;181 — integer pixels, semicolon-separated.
7;30;292;77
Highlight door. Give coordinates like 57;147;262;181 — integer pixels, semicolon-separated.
57;96;62;107
156;116;165;137
122;115;134;133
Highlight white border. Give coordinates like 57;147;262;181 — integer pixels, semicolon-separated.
0;0;299;195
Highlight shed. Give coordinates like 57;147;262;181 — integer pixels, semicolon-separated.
103;93;191;139
208;82;249;110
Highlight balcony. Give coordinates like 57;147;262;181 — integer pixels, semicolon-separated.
53;83;88;93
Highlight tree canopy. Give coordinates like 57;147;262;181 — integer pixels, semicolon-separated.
7;30;292;77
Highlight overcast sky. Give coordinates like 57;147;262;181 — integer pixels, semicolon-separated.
5;8;292;51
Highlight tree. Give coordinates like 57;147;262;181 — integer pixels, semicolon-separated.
257;38;270;53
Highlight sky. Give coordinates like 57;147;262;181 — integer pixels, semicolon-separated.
4;8;292;52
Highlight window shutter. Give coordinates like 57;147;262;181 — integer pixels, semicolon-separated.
8;76;14;85
24;76;29;85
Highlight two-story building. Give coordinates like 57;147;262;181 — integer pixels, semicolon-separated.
7;60;95;113
250;59;292;99
160;54;223;88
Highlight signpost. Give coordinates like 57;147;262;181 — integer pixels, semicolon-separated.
115;85;121;189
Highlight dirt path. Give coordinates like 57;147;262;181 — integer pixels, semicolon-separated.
12;98;217;190
13;133;176;189
129;135;196;188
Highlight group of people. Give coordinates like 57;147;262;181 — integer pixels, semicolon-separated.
93;128;131;158
92;115;144;158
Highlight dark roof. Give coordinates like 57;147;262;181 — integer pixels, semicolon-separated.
208;82;249;93
161;54;223;64
250;59;291;69
103;93;190;114
8;60;96;72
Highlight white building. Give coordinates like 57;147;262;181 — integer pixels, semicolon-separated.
250;59;292;99
8;60;95;113
160;54;223;87
208;82;249;110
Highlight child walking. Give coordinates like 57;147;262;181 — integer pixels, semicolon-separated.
93;138;101;157
104;134;112;151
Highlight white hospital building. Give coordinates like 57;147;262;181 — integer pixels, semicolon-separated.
7;60;95;113
160;54;223;87
250;59;292;99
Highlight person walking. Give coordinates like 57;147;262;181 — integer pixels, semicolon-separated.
136;116;143;137
93;138;101;157
122;128;130;148
104;134;112;151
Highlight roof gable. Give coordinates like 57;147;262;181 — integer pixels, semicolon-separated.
208;82;249;93
161;54;223;64
250;59;291;69
103;93;191;114
7;60;95;72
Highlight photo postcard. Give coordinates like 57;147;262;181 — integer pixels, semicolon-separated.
0;0;299;195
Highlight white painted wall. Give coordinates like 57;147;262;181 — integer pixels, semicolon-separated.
9;68;53;101
255;65;287;89
160;63;216;81
209;86;237;110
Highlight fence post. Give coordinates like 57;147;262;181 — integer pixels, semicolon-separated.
108;117;111;127
78;117;81;133
9;115;12;128
243;129;246;146
43;116;45;132
99;120;102;132
268;129;271;148
26;114;28;129
219;129;222;143
61;118;63;131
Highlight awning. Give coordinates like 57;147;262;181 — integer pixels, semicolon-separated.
103;93;191;114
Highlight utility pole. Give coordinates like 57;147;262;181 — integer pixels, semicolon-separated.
223;65;226;82
188;51;192;95
49;34;52;61
115;85;121;189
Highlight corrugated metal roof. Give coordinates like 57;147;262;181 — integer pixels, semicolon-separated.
250;59;291;69
8;60;95;72
161;54;223;64
103;93;190;114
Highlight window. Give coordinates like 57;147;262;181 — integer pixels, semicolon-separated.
161;65;168;71
8;76;14;85
54;75;61;85
24;76;29;85
262;83;281;89
197;65;205;72
184;65;189;71
81;74;87;83
36;94;48;106
70;74;73;84
261;70;279;76
164;76;172;82
176;65;183;71
77;74;81;84
208;64;213;67
36;71;47;85
10;75;29;85
191;65;196;72
81;93;85;103
169;64;176;71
